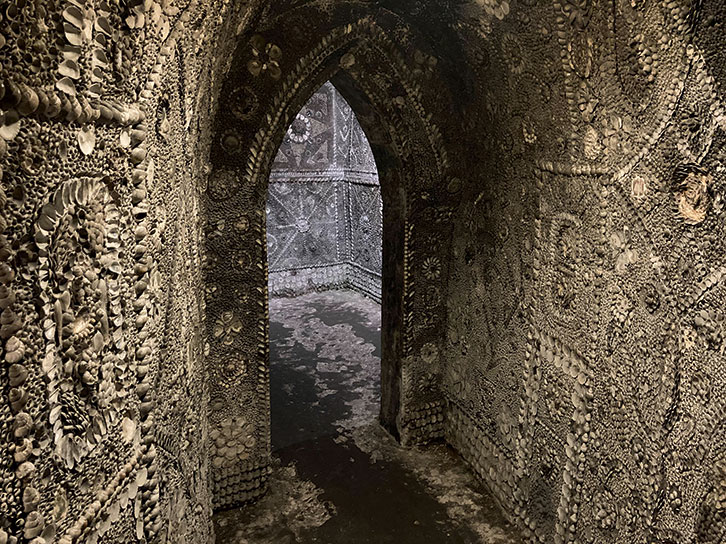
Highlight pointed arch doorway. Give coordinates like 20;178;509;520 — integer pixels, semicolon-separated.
205;11;451;510
265;80;383;453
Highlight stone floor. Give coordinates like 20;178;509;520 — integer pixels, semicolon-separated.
213;290;520;544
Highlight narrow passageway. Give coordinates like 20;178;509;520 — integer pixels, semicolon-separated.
213;290;519;544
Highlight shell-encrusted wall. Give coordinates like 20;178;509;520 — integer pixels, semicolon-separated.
444;0;726;542
0;0;255;542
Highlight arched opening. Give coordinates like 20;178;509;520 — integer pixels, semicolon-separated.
266;81;382;302
205;12;453;513
266;81;383;453
213;75;514;541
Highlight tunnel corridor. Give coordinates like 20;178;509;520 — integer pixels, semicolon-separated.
214;291;518;543
1;0;725;543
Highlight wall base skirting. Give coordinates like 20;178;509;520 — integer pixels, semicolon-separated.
444;400;518;528
398;400;446;445
268;264;348;297
269;263;381;302
212;458;272;511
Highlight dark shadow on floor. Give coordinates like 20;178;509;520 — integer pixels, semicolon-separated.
213;290;520;544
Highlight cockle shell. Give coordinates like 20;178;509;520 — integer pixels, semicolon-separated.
78;126;96;155
0;109;20;140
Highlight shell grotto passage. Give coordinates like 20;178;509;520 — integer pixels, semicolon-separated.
1;0;726;543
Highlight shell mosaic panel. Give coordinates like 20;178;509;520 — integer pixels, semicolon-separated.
267;82;381;300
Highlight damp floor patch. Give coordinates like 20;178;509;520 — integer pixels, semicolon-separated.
213;290;520;543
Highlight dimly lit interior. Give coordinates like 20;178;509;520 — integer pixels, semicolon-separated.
1;1;725;542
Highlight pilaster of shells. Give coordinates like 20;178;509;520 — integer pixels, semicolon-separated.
129;5;198;537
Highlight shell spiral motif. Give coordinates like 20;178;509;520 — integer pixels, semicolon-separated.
35;177;126;469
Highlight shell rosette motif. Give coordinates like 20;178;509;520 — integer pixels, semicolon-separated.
247;34;283;80
673;164;712;225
